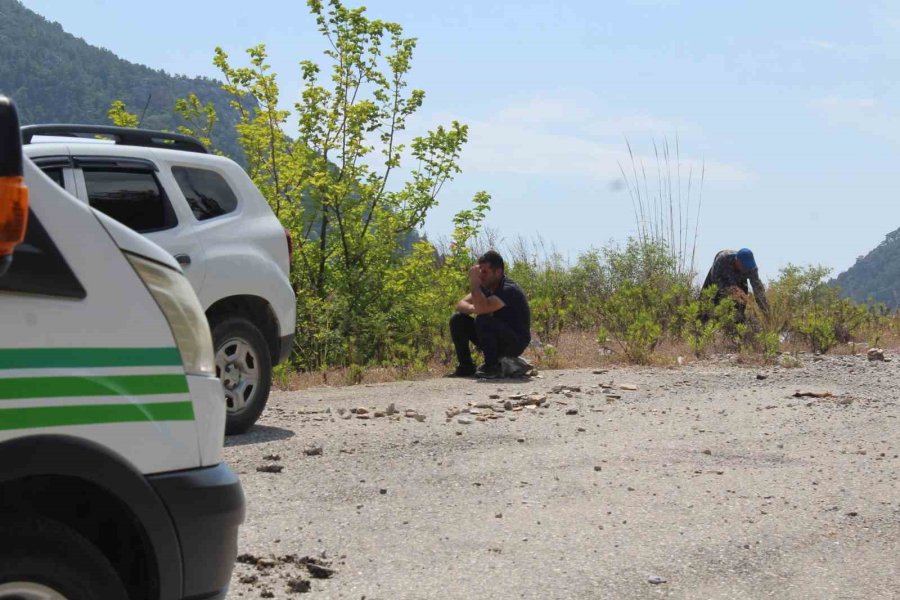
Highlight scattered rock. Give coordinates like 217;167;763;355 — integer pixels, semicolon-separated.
238;574;258;584
356;413;372;420
647;575;667;585
386;403;398;416
257;464;284;474
458;416;474;425
237;553;259;565
373;410;386;418
792;390;833;398
489;394;501;399
594;466;602;472
261;590;275;598
504;400;514;411
379;488;388;495
256;557;277;568
413;413;427;422
340;412;352;420
867;348;885;361
756;373;768;380
702;449;712;455
566;408;579;415
303;444;323;456
620;384;638;391
577;427;586;432
287;578;311;593
517;437;526;443
354;406;369;415
263;453;281;461
299;555;336;579
592;369;608;375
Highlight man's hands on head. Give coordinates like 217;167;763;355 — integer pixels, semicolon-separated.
468;264;482;288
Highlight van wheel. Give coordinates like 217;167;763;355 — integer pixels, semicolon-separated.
212;316;272;435
0;515;129;600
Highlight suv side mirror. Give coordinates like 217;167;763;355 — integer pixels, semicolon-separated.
0;96;28;277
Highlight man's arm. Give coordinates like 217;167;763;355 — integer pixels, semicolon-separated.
456;293;476;314
468;266;505;315
749;270;769;314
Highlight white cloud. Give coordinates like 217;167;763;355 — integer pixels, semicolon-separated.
414;94;753;185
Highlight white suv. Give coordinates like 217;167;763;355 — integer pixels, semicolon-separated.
23;125;296;434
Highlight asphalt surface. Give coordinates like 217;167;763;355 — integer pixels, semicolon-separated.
223;354;899;599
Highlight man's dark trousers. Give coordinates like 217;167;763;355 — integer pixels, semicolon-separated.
450;312;527;368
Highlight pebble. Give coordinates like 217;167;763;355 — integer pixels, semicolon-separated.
303;444;323;456
566;408;579;415
647;575;667;585
458;416;474;425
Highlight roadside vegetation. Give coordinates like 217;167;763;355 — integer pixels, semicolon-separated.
108;0;897;387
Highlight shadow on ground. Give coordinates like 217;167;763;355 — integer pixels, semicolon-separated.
225;425;295;447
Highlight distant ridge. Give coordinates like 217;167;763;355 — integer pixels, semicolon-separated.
833;226;900;309
0;0;251;159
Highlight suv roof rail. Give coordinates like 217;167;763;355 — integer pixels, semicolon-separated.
21;124;209;154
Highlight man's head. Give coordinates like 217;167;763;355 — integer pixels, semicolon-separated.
476;250;505;288
735;248;757;273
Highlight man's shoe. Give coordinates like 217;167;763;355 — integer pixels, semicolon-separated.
446;364;476;378
475;363;502;379
500;356;533;378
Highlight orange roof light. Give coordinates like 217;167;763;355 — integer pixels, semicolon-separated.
0;96;28;261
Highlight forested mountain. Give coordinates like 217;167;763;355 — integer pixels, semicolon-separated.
833;226;900;309
0;0;246;158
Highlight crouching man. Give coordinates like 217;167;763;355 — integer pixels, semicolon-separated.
448;250;532;379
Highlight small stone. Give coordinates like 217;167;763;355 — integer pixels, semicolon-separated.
577;427;586;432
702;449;712;455
303;445;323;456
386;403;398;416
756;373;768;380
257;464;284;474
594;466;602;472
489;394;501;399
867;348;885;361
256;557;277;568
620;384;638;391
373;410;386;418
355;406;369;415
380;488;388;495
592;369;607;374
263;453;281;461
495;513;503;518
413;413;426;422
238;574;258;584
504;400;514;410
261;590;275;598
356;413;372;420
647;575;667;585
566;408;579;415
340;412;352;420
517;437;526;443
287;578;311;593
458;416;474;425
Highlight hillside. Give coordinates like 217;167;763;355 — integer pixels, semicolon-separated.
0;0;247;158
833;226;900;309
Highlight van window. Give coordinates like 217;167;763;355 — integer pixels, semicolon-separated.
40;167;64;188
0;209;85;299
83;169;177;233
172;166;239;221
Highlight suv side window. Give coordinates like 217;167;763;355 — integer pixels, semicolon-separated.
0;209;86;299
83;169;177;233
172;166;239;221
41;167;64;188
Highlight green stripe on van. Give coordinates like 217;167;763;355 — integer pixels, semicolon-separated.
0;375;189;400
0;401;195;431
0;347;182;369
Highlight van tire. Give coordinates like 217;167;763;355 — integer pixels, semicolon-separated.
0;514;129;600
212;316;272;435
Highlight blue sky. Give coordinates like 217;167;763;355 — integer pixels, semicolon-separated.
21;0;900;280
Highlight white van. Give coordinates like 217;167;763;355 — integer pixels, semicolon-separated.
0;96;244;600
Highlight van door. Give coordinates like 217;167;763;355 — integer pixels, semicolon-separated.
71;156;208;291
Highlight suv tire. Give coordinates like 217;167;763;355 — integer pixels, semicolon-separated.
0;515;129;600
212;316;273;435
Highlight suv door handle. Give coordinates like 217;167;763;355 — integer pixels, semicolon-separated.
174;254;191;267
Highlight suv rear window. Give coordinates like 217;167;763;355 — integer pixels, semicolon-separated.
83;169;176;233
172;166;239;221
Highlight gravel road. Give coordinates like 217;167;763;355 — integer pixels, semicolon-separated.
224;354;899;599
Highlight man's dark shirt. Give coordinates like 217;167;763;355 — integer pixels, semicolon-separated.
701;250;769;313
483;276;531;345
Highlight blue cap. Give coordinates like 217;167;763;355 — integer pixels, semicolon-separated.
736;248;757;271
